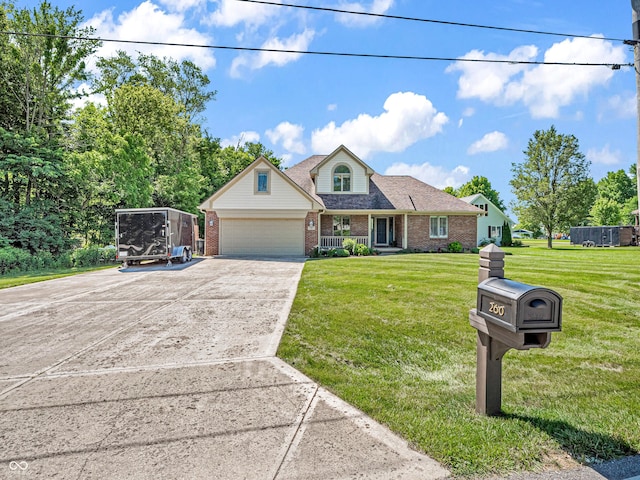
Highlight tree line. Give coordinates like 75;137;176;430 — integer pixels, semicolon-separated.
447;126;638;248
0;1;280;261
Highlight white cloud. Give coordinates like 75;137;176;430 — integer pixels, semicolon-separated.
446;45;537;102
327;104;338;111
230;29;316;77
447;36;627;118
467;131;509;155
86;1;216;71
586;144;621;166
384;163;470;189
335;0;394;27
221;131;261;148
311;91;448;159
604;92;636;120
266;122;306;156
206;0;282;27
157;0;206;12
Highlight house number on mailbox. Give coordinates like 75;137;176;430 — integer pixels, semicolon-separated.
488;302;505;316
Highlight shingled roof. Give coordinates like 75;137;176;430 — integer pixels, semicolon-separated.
284;155;481;214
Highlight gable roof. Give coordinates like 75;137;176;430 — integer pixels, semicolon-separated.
308;145;374;178
199;156;322;211
285;154;481;214
460;193;514;224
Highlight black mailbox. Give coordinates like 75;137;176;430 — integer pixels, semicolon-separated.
477;277;562;333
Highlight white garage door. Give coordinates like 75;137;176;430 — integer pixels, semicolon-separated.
220;219;305;256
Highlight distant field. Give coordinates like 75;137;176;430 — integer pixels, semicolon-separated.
278;242;640;476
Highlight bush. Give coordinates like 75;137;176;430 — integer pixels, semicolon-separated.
447;241;463;253
354;243;371;256
72;246;102;267
310;246;321;258
478;238;496;247
329;248;349;257
0;247;33;274
99;246;117;263
342;238;356;255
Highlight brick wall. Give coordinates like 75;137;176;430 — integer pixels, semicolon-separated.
407;215;477;251
204;211;219;256
304;212;319;255
350;215;369;236
319;214;369;237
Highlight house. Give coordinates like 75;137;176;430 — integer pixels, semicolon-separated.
460;193;515;246
199;145;482;256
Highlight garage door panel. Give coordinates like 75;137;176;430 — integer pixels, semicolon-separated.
221;219;304;256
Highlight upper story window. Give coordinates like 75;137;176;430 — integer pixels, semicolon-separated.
333;165;351;192
255;170;270;194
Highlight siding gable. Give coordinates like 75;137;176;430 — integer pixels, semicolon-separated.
312;146;373;194
199;158;317;212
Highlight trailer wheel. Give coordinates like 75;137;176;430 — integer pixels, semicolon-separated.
181;250;188;264
187;249;193;262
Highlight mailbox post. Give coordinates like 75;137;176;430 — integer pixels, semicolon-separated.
470;244;562;416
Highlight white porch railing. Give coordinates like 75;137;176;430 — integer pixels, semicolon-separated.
320;236;369;248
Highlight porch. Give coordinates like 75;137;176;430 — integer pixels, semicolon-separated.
320;236;369;248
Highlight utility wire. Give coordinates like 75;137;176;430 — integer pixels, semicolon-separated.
236;0;629;44
0;31;631;68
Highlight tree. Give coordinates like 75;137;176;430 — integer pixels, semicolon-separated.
457;176;506;211
597;169;636;205
2;1;99;137
589;197;623;226
501;221;512;247
442;186;456;196
510;126;596;248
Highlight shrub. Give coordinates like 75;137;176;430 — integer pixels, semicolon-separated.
471;247;480;254
478;238;496;247
501;221;513;247
354;243;371;256
334;248;350;257
0;247;32;274
447;241;463;253
310;246;321;258
72;246;102;267
342;238;356;255
99;246;117;263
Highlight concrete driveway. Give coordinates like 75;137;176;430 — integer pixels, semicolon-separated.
0;257;448;479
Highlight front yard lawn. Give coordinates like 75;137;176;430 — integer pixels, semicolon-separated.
278;244;640;477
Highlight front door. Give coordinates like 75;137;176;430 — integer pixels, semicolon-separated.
375;218;388;245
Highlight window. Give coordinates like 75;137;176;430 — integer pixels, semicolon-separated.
333;216;351;236
333;165;351;192
255;170;270;194
490;225;502;238
430;216;448;238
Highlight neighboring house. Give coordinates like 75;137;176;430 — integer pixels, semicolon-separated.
199;145;482;256
460;193;515;246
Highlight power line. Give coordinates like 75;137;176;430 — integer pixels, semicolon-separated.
236;0;629;44
0;30;631;69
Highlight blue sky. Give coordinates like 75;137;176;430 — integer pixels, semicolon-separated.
19;0;638;217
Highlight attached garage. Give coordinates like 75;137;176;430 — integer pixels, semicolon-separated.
220;218;304;256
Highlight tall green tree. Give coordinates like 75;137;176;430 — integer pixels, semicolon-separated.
455;176;506;211
2;1;99;137
589;197;623;226
510;126;596;248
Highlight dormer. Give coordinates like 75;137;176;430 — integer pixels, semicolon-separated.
310;145;374;194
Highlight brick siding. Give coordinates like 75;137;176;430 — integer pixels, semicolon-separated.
304;212;319;255
407;215;477;251
204;211;219;256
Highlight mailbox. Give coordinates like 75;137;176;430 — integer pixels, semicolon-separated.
477;277;562;333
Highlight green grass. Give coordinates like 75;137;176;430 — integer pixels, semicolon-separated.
278;242;640;477
0;265;117;289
